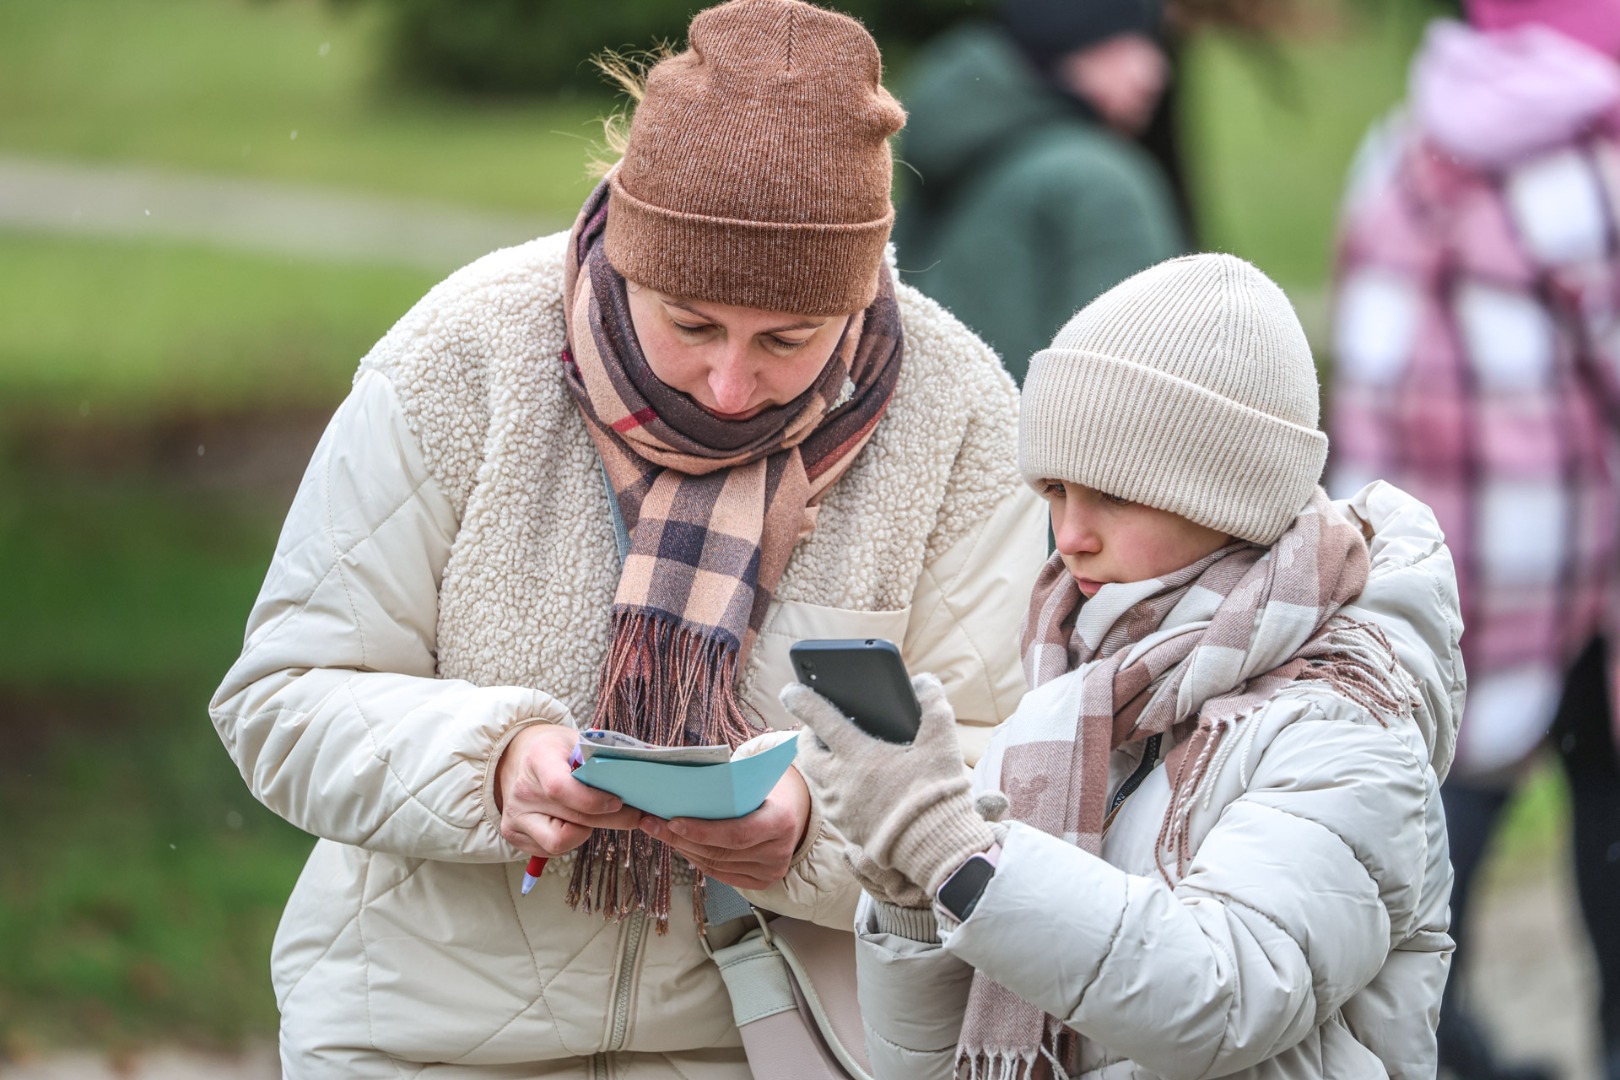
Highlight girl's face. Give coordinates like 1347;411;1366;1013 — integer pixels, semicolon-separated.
626;281;851;421
1040;479;1231;598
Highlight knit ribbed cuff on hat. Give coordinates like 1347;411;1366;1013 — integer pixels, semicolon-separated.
1018;347;1328;545
605;170;892;317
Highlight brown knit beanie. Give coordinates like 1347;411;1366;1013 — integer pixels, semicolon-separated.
1019;253;1328;545
604;0;906;316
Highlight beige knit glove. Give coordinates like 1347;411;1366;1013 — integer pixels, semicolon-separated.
843;794;1012;909
844;849;932;909
785;673;996;900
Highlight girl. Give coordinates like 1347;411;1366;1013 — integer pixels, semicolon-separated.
791;253;1460;1080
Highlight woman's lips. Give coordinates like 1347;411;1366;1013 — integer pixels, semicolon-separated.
695;399;766;421
1074;577;1106;597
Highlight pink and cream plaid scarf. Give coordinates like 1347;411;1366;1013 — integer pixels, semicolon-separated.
560;181;904;930
958;488;1415;1079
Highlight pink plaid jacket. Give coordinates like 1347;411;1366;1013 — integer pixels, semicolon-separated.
1328;20;1620;775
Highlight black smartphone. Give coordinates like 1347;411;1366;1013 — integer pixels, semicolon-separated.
788;638;923;744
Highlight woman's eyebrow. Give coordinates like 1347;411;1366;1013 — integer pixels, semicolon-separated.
665;299;825;334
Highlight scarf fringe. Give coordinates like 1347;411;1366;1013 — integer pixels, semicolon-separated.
1155;617;1418;883
956;1049;1062;1080
1157;712;1236;884
957;1022;1075;1080
1296;618;1420;729
565;609;761;932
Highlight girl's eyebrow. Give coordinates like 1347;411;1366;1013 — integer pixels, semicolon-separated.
665;298;825;334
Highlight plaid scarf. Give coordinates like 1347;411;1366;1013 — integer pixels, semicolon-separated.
559;181;904;930
958;488;1416;1080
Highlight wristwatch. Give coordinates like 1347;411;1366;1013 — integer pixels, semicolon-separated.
936;843;1001;922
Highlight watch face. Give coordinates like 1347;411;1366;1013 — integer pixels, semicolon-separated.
938;854;997;921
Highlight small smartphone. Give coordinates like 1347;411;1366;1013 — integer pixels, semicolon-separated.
788;638;923;744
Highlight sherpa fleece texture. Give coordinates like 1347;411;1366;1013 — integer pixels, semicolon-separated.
211;230;1046;1077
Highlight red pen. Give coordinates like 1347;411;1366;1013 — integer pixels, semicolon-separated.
521;741;585;896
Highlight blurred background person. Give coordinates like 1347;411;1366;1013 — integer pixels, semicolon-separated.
1327;2;1620;1078
892;0;1186;383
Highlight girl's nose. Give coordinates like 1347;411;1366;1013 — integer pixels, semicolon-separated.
1054;504;1101;556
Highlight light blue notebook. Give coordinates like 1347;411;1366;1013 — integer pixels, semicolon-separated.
572;733;800;820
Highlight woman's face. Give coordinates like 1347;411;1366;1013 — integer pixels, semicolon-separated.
626;281;851;421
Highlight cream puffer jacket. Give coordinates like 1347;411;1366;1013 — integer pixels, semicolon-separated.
854;482;1461;1080
209;231;1047;1078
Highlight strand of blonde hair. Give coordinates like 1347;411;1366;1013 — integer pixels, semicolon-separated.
587;44;675;179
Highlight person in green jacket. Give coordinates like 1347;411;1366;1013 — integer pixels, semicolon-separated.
894;0;1185;383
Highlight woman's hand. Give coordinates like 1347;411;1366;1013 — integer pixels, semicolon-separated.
638;766;812;890
496;723;644;858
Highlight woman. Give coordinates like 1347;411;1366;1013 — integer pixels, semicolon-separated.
208;1;1046;1075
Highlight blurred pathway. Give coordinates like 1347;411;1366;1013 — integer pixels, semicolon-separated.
1467;850;1603;1080
0;155;1332;342
0;1045;278;1080
0;155;561;272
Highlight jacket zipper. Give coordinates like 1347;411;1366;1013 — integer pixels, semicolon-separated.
606;910;647;1053
1109;733;1162;819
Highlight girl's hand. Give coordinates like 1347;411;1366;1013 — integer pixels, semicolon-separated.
787;673;995;896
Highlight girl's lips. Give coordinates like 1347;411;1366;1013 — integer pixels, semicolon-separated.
1074;577;1106;597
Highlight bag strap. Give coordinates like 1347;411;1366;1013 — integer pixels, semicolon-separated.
598;459;632;563
710;908;875;1080
710;910;798;1026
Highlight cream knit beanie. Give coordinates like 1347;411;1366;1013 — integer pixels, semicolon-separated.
1018;253;1327;545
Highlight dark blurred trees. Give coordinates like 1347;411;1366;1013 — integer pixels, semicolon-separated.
337;0;1447;99
348;0;995;97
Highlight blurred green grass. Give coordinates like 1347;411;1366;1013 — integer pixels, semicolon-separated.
0;0;604;216
0;462;312;1047
0;0;1566;1052
1183;9;1429;285
0;233;436;420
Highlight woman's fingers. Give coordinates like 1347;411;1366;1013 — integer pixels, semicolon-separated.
640;764;810;881
537;759;624;817
642;818;795;868
501;812;591;858
500;723;642;828
545;794;643;832
780;682;867;752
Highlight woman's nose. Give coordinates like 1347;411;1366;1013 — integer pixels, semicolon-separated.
707;345;757;414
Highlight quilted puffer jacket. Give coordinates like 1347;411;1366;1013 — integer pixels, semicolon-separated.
209;231;1048;1078
854;482;1461;1080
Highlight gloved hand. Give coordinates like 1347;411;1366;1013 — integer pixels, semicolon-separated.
784;673;996;899
842;791;1013;909
844;848;932;909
